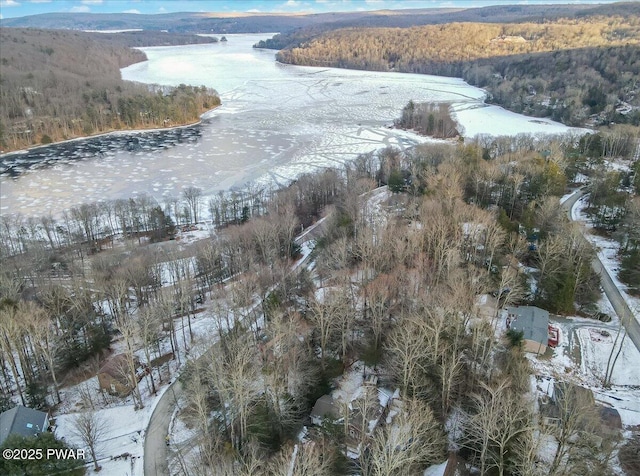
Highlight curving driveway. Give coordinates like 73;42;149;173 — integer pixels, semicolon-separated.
144;380;183;476
142;197;346;475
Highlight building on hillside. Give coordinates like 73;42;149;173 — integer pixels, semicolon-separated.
506;306;550;354
0;406;49;445
98;353;145;397
548;382;621;438
552;381;595;407
310;395;340;426
309;373;398;457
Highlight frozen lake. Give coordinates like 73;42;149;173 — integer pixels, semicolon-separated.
1;33;582;217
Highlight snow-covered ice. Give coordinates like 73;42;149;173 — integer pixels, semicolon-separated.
2;33;584;217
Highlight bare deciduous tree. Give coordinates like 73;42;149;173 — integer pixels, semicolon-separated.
269;441;336;476
463;379;534;476
385;314;430;398
71;411;107;472
182;186;203;224
548;382;601;475
207;332;260;450
365;397;446;476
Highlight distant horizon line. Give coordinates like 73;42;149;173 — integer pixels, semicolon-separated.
0;0;625;21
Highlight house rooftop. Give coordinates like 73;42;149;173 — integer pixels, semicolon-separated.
0;406;49;445
310;395;340;422
508;305;549;346
99;353;130;379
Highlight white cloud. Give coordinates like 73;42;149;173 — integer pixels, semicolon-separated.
29;0;53;4
158;6;166;13
365;0;383;4
275;0;300;10
246;8;261;12
81;0;103;4
123;8;141;14
0;0;20;7
70;5;90;12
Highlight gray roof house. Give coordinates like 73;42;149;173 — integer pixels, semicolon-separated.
0;406;50;446
507;306;550;354
310;395;340;426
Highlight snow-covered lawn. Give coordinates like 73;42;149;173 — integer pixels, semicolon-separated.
55;399;159;475
527;292;640;429
576;327;640;387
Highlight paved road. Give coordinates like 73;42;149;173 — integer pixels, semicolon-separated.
142;187;392;475
563;189;640;353
144;380;183;476
142;197;346;476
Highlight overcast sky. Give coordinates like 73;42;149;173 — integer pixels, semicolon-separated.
0;0;623;19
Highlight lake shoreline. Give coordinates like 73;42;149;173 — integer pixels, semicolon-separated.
0;107;219;158
3;36;585;218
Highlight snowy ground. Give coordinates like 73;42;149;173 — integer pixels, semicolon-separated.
53;218;323;475
55;288;225;476
573;195;640;321
55;401;158;475
527;289;640;429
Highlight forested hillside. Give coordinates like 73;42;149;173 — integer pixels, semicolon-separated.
275;15;640;126
1;3;613;34
3;128;639;474
0;28;220;152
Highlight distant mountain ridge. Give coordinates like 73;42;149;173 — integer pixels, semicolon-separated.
0;3;625;34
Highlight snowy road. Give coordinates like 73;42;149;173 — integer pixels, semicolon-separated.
144;381;182;476
563;189;640;353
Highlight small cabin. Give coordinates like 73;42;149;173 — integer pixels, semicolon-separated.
98;354;145;396
506;306;550;355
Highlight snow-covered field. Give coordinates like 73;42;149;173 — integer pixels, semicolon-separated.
1;33;585;217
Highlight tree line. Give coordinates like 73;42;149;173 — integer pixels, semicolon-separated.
2;128;635;474
275;16;640;127
0;28;220;152
171;133;620;474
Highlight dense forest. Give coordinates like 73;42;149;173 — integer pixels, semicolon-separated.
275;15;640;127
0;28;221;152
2;128;639;474
1;4;640;474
